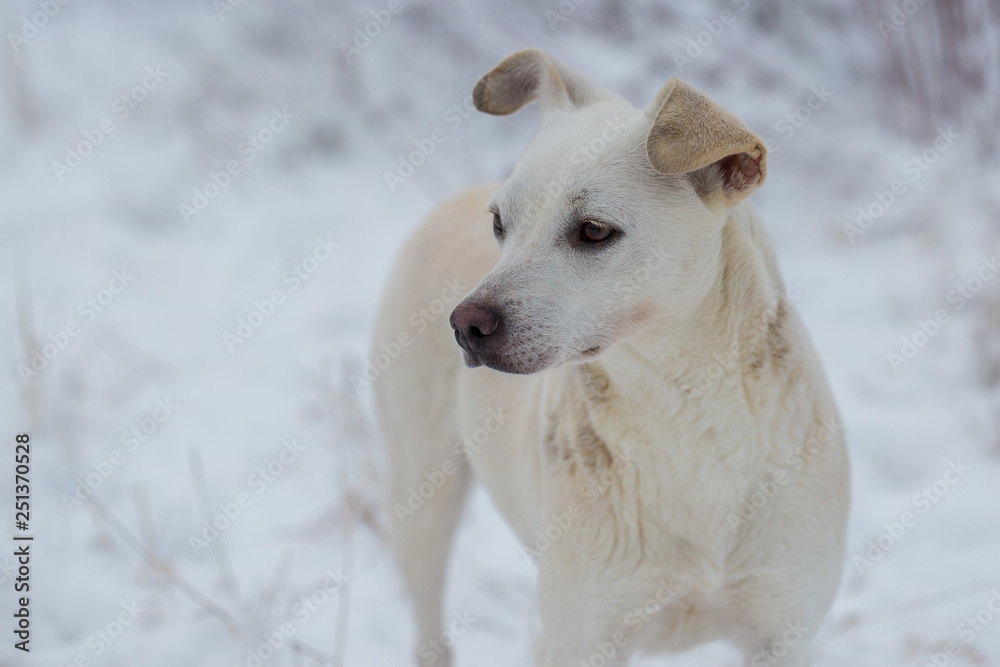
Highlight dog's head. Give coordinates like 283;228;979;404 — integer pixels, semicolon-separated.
451;49;767;374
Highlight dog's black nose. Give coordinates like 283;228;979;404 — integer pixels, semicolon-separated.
450;303;500;353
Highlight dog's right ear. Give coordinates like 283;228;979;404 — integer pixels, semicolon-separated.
473;49;614;116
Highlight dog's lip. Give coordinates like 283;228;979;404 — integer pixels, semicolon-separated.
582;346;600;356
460;349;483;368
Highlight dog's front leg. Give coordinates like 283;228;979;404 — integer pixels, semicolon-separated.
741;634;813;667
534;560;644;667
534;621;633;667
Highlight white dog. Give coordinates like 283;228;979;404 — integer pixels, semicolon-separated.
373;49;849;667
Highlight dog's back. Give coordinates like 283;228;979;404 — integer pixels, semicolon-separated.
371;184;499;667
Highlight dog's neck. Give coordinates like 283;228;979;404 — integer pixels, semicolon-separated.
568;202;790;460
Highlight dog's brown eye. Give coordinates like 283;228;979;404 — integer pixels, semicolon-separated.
580;221;613;243
492;212;503;238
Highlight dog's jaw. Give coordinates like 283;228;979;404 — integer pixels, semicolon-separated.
460;345;559;375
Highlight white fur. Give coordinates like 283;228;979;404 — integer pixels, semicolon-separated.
373;54;849;667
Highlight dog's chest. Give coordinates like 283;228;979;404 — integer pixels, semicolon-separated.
541;366;755;563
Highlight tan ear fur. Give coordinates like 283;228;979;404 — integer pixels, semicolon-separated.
646;78;767;207
472;48;613;116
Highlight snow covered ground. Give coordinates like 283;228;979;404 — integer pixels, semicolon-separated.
0;1;998;665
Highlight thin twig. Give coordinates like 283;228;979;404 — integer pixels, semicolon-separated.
10;247;42;427
290;639;335;665
329;361;364;667
86;494;242;636
188;447;241;602
332;498;354;667
254;548;295;632
815;575;1000;648
131;486;160;558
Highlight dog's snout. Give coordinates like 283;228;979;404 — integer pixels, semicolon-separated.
450;302;500;354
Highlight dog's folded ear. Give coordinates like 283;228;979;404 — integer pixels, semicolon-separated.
646;78;767;208
473;49;614;116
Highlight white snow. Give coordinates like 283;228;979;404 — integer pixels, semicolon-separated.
0;0;998;665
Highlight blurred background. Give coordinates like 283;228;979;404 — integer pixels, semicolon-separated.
1;0;999;665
